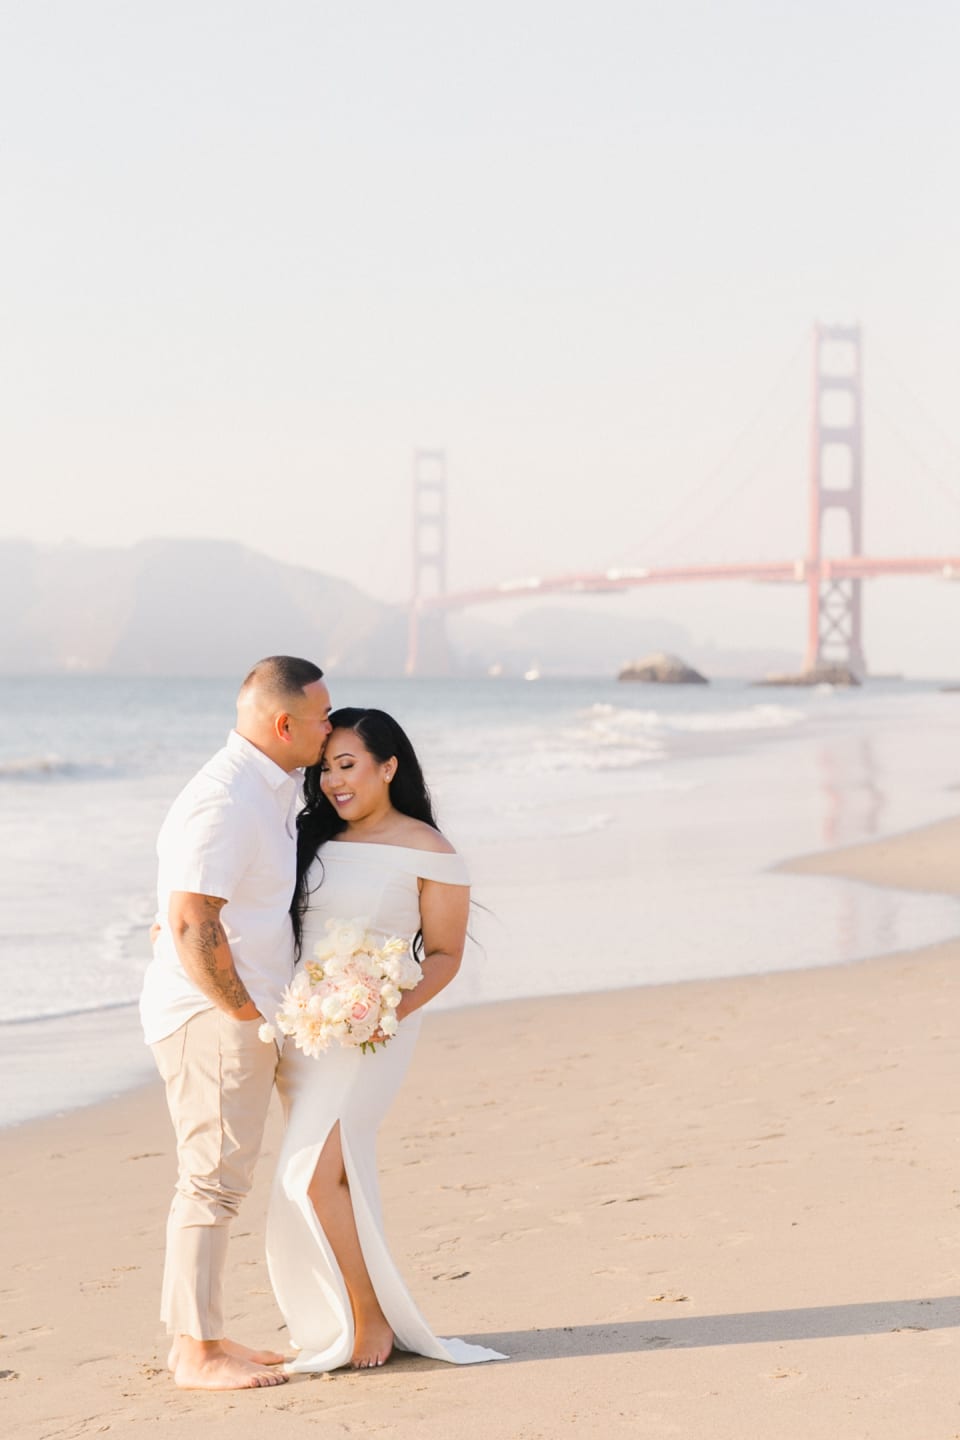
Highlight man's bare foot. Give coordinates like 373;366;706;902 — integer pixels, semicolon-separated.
220;1338;288;1366
171;1339;288;1390
351;1315;394;1369
168;1336;287;1371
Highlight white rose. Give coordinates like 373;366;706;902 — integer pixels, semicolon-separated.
321;993;347;1020
324;917;369;956
379;1012;399;1037
398;957;423;989
258;1022;277;1044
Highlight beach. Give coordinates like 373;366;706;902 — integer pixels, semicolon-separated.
4;676;960;1437
5;810;960;1439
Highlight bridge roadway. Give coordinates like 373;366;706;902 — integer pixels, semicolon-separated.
416;555;960;612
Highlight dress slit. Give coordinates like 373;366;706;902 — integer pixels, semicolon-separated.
336;1121;420;1356
269;1123;354;1367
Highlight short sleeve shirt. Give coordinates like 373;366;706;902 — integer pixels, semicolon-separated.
139;730;300;1045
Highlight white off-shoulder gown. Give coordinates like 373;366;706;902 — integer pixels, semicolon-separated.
265;840;506;1373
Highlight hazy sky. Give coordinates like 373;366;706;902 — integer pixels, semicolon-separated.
2;1;959;672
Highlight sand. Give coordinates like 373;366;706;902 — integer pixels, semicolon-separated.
4;821;960;1439
779;813;960;898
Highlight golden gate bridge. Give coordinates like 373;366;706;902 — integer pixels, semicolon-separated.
406;324;960;677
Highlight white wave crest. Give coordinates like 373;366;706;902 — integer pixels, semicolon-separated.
555;812;613;837
529;742;665;773
580;702;806;735
0;754;119;782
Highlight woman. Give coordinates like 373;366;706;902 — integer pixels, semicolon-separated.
265;707;505;1373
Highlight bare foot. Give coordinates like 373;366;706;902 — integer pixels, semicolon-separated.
220;1338;288;1366
168;1336;287;1371
351;1315;394;1369
172;1341;288;1390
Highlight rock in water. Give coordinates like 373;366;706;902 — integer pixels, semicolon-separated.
755;664;861;687
618;652;708;684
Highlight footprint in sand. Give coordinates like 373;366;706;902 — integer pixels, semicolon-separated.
426;1236;462;1254
13;1324;54;1343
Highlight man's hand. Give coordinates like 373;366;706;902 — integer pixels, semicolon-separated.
168;892;255;1016
231;1000;263;1022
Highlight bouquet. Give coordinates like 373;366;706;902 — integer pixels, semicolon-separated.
259;917;422;1056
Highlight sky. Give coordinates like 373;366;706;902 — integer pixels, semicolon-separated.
2;1;959;673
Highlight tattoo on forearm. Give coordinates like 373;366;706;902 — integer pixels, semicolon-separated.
180;899;251;1011
197;916;223;956
211;969;251;1009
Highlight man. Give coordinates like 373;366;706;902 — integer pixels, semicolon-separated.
140;656;332;1390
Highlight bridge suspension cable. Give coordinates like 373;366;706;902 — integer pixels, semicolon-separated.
611;329;810;566
651;393;807;563
869;342;960;513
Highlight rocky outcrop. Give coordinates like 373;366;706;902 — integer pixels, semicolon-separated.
618;651;708;684
755;664;861;687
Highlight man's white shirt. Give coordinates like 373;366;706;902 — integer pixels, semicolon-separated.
140;730;300;1046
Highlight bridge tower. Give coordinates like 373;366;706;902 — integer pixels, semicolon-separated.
804;322;866;674
406;448;452;676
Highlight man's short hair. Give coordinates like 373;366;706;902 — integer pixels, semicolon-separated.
239;656;325;702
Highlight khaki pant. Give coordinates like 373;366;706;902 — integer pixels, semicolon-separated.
152;1008;278;1340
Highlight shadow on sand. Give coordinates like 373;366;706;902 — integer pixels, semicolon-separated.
463;1296;960;1361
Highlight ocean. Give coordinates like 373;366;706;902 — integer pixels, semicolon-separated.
2;674;959;1127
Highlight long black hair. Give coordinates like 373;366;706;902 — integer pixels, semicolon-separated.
292;707;439;955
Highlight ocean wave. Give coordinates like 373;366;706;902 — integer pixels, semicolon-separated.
515;700;806;775
582;702;806;735
0;995;143;1026
0;897;154;1025
555;812;613;837
0;753;121;782
529;744;665;773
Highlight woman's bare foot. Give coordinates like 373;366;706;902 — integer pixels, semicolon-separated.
351;1314;394;1369
168;1336;287;1370
170;1338;288;1389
